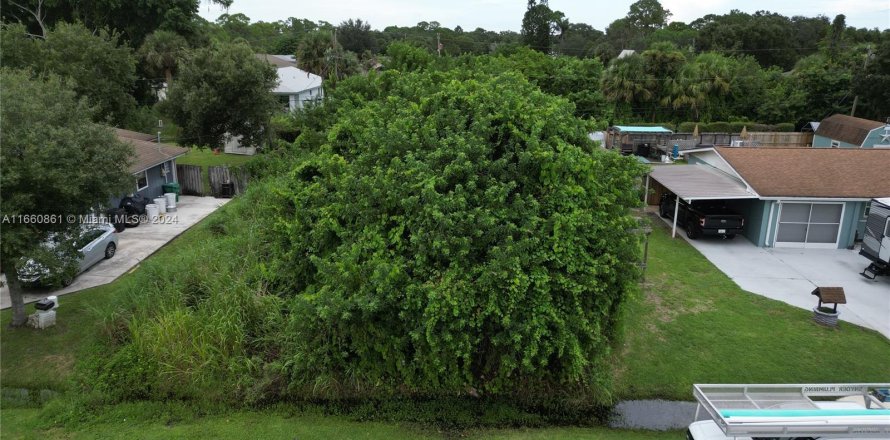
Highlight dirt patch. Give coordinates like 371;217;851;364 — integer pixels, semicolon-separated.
644;286;715;324
41;354;75;374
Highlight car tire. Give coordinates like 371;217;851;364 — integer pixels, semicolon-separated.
125;214;140;228
104;242;116;259
686;224;700;239
62;276;74;287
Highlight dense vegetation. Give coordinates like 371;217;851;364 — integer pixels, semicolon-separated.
82;69;646;408
3;0;888;139
2;0;889;431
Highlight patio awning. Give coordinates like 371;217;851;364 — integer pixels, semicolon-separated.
648;165;757;202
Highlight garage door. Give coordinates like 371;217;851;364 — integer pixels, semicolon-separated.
775;202;844;248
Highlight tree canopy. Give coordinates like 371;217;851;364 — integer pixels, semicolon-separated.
0;68;134;326
161;41;278;148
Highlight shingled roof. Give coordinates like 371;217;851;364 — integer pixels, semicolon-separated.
814;114;884;146
715;147;890;198
115;130;188;174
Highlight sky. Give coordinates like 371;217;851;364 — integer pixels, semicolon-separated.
198;0;890;32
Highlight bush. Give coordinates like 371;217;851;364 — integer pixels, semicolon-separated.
677;122;697;132
90;69;646;409
262;70;646;399
775;122;795;132
703;121;731;132
728;121;755;133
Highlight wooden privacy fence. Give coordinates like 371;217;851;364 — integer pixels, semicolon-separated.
208;165;250;197
176;164;204;196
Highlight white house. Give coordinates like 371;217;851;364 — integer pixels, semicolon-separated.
256;54;324;112
225;55;325;155
274;66;324;111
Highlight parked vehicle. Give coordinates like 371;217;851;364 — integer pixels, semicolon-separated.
119;194;151;227
860;198;890;280
16;223;119;287
660;193;745;239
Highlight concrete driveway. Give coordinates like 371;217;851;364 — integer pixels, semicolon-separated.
1;196;230;309
656;215;890;338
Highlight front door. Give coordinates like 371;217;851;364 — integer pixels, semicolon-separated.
774;202;844;249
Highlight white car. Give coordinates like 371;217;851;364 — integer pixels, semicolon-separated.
17;223;119;286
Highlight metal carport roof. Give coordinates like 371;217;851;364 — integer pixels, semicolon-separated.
648;164;757;202
646;165;759;238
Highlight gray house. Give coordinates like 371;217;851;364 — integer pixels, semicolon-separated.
812;114;890;148
113;129;188;205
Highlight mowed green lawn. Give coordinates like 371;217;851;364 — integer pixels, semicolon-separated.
612;217;890;400
175;149;253;194
2;211;888;438
1;407;681;440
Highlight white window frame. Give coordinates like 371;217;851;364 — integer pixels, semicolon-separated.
774;201;845;249
830;140;840;148
136;170;149;192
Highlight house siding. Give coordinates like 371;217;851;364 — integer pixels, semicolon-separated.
109;160;176;208
863;128;890;149
812;134;860;148
813;127;890;148
727;199;770;245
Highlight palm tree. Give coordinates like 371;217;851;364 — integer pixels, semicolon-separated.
297;31;335;77
139;30;188;86
601;55;653;114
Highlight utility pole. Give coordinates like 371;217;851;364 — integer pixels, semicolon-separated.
851;44;873;117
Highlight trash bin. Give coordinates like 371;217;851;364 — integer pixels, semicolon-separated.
220;182;235;198
162;182;181;202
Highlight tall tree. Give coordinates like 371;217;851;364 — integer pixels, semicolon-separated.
296;30;336;76
521;0;558;53
162;41;278;149
337;18;378;54
1;69;134;326
0;22;138;126
2;0;233;46
627;0;672;31
851;39;890;121
827;14;846;61
139;30;189;86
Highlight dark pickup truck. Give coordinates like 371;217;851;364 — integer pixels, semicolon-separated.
659;194;745;239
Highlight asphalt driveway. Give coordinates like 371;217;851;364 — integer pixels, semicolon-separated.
1;196;230;310
656;214;890;338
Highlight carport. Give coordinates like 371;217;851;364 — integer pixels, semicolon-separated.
646;165;759;238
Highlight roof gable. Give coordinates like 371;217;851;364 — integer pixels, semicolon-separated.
714;147;890;198
273;66;323;95
115;131;188;174
814;114;884;146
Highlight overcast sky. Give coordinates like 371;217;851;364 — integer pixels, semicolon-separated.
198;0;889;32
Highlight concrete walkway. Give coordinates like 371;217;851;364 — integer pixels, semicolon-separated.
1;196;230;310
655;214;890;338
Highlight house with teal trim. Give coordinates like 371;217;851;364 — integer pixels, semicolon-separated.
648;147;890;249
812;114;890;148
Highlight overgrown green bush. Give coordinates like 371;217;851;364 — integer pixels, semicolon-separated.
89;69;646;410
